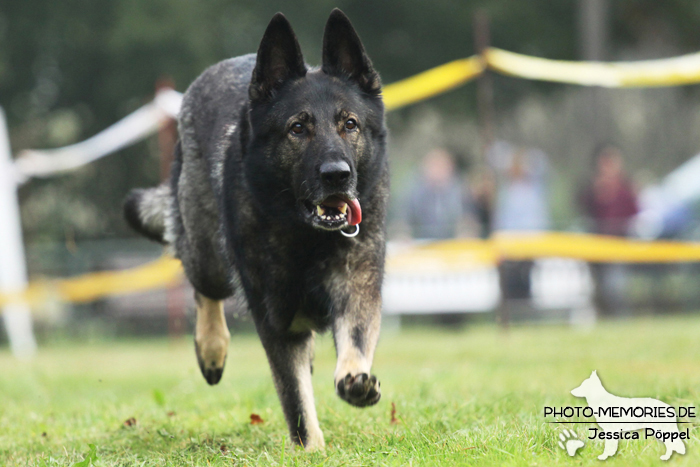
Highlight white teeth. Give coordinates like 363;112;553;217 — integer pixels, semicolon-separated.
316;205;348;223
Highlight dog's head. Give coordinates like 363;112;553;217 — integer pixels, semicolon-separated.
571;370;602;398
244;9;386;232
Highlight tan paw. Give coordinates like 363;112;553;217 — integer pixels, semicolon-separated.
195;333;229;385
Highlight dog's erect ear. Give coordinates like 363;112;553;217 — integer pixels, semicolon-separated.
322;9;381;94
249;13;306;101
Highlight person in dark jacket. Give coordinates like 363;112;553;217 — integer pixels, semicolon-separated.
580;145;639;236
579;144;639;316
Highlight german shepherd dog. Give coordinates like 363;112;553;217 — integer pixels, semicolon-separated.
124;9;387;449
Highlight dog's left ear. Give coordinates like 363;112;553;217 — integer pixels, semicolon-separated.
322;9;381;95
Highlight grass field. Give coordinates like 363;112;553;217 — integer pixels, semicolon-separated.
2;316;700;466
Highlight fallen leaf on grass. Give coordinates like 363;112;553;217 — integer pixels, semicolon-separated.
250;414;264;425
390;402;400;424
123;417;137;427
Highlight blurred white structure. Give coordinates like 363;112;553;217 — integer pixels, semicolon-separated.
383;268;500;314
0;90;182;357
531;258;593;309
635;151;700;239
382;253;594;319
0;108;37;357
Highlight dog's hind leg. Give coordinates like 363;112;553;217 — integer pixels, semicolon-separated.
257;328;325;450
194;292;230;385
332;290;382;408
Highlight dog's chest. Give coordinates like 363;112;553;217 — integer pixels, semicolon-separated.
232;225;353;330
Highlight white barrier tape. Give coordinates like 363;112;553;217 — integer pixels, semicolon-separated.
14;89;182;183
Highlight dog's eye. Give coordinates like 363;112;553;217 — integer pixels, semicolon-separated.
344;119;358;131
290;123;305;135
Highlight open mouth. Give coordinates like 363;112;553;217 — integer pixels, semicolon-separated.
304;195;362;231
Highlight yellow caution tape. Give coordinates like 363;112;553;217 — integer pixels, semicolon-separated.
0;256;183;308
484;47;700;87
495;231;700;262
382;47;700;112
386;238;497;273
386;232;700;273
4;233;700;308
383;56;484;110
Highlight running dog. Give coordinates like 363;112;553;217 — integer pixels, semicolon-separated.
124;9;388;449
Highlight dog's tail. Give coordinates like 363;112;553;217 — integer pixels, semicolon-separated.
123;184;171;244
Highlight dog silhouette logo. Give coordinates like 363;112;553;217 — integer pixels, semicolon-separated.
571;370;686;461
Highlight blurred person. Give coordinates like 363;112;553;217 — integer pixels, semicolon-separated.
406;148;470;239
493;147;550;309
472;168;496;239
493;148;550;232
579;144;639;316
580;145;639;236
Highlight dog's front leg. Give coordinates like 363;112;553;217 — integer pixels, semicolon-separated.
194;292;230;385
333;292;381;407
257;328;324;450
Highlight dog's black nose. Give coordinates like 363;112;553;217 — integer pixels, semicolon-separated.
319;161;351;186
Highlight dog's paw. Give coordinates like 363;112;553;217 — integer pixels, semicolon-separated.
558;429;585;457
335;373;381;407
194;338;228;385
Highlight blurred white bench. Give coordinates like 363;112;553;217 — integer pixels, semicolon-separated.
382;241;593;316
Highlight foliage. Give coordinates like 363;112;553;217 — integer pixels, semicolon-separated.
2;1;700;243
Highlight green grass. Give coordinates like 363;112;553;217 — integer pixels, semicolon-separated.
2;316;700;466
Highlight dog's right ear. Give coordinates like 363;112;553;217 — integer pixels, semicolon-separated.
249;13;306;101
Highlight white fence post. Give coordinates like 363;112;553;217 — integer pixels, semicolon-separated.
0;107;37;358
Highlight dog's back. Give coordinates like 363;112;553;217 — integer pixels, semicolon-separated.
126;55;256;298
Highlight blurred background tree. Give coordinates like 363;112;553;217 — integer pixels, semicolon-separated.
2;0;700;246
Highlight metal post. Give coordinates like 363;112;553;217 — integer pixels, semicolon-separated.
578;0;610;153
0;107;37;357
474;11;506;327
474;10;495;161
473;9;496;241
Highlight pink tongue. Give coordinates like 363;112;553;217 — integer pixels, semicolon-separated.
321;196;362;226
346;198;362;226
